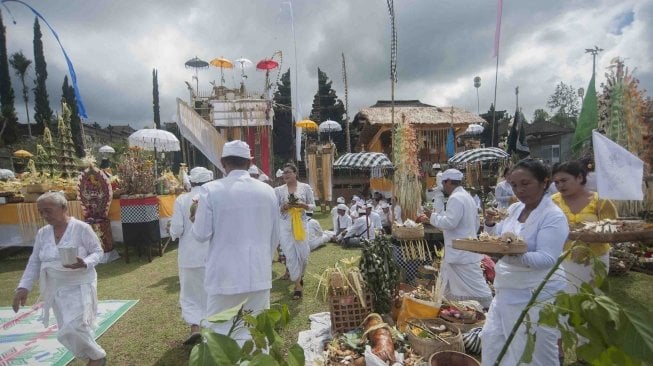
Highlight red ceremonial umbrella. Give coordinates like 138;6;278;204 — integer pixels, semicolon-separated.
256;59;280;91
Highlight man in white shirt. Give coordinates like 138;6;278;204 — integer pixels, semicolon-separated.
331;203;352;242
192;140;280;345
426;163;443;203
330;197;346;230
366;203;383;234
169;166;213;344
422;169;493;309
342;207;375;247
248;164;271;184
306;212;331;250
379;201;393;234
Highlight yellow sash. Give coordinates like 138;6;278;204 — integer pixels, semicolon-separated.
289;207;306;241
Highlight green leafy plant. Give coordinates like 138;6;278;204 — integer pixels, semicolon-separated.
189;301;305;366
494;245;653;365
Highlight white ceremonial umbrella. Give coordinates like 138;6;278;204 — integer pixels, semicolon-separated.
128;129;181;177
319;119;342;141
99;145;115;154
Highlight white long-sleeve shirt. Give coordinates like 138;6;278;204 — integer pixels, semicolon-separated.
170;186;209;268
494;180;514;209
333;213;352;234
429;186;483;264
344;215;375;240
484;197;568;302
192;170;280;296
18;218;103;290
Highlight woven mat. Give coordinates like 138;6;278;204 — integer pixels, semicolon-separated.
0;300;137;365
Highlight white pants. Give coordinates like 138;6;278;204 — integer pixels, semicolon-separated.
481;293;559;366
280;220;310;282
204;289;270;346
179;266;207;326
52;285;106;361
561;252;610;294
441;261;493;309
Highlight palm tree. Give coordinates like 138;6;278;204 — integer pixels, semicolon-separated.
9;51;33;138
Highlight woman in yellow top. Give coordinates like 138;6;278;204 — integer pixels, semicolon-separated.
551;161;617;293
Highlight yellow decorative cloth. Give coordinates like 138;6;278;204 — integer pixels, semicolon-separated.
551;192;617;262
288;207;306;241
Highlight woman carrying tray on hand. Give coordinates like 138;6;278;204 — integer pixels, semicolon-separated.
551;161;617;293
481;159;569;366
274;163;316;300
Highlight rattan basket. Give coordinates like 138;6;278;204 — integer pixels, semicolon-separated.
329;292;374;334
407;318;464;360
393;223;424;240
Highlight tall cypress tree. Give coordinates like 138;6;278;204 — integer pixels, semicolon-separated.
309;68;345;152
272;69;293;163
0;10;18;144
62;76;84;157
153;68;160;129
33;17;52;135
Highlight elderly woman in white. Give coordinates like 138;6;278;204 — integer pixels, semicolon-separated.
481;159;568;366
12;192;106;366
274;162;315;300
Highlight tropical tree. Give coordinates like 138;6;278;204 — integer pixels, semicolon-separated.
547;81;580;128
272;69;293;164
33;17;53;134
62;75;84;156
308;68;346;152
0;10;18;144
532;108;550;124
153;68;161;129
9;51;33;138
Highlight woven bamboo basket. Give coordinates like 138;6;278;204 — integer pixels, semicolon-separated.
392;223;424;240
406;318;464;360
329;292;374;334
452;239;527;254
440;310;486;333
25;183;50;193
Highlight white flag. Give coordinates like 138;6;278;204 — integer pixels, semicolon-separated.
592;130;644;200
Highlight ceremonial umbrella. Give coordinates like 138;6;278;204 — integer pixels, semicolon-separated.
210;57;233;86
128;129;180;178
319;119;342;141
184;56;209;91
334;152;394;170
98;145;115;154
234;57;252;77
447;147;510;167
296;119;318;130
256;58;279;91
13;149;33;158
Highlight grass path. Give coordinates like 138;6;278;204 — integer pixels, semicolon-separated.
1;211;651;365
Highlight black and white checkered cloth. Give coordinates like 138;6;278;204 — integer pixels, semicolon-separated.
120;204;159;223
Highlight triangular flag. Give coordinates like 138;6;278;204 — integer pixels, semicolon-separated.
572;73;598;153
593;130;643;200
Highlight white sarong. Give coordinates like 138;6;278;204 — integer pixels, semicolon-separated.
279;219;310;282
179;266;207;325
41;262;106;361
481;292;559;366
204;289;270;346
561;252;609;294
441;261;493;309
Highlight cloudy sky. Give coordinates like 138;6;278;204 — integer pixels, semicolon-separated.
3;0;652;129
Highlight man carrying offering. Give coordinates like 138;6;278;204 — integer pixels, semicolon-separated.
420;169;493;309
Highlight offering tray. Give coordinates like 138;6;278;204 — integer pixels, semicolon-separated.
568;220;653;243
453;233;527;254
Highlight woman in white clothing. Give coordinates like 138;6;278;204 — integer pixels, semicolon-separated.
494;167;516;209
274;162;315;299
12;192;106;366
481;159;569;366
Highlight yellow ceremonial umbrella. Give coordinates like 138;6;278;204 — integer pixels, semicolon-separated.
296;119;318;131
13;149;33;158
210;57;233;86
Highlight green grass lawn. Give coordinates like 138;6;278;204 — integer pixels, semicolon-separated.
1;211;652;365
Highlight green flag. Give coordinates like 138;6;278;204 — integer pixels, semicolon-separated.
571;73;597;153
